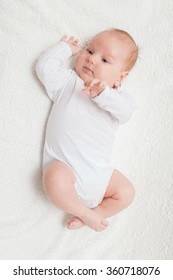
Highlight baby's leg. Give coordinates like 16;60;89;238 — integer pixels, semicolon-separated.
67;169;135;229
43;160;108;231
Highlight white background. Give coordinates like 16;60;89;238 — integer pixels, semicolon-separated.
0;0;173;260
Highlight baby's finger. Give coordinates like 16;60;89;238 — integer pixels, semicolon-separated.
68;36;75;44
61;34;68;41
84;78;98;88
98;80;106;90
73;39;79;45
84;78;93;88
82;88;90;96
90;79;100;88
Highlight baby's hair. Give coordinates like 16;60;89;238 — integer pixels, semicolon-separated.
106;28;139;71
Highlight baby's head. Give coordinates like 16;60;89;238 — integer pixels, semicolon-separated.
75;29;138;88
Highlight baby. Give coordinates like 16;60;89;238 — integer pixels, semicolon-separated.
36;29;138;232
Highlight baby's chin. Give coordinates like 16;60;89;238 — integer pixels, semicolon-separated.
74;67;90;82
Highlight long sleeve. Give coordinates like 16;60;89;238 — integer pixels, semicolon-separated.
35;41;73;101
92;86;138;124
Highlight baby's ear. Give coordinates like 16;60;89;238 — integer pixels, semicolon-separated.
114;71;129;88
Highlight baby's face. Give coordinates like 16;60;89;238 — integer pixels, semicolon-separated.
75;32;129;88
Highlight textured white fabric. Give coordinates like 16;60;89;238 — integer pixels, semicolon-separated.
36;41;137;208
0;0;173;260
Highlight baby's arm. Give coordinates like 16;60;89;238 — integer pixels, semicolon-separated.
36;36;80;101
83;78;137;124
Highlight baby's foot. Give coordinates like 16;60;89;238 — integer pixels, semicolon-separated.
67;217;85;230
67;210;108;232
82;210;108;231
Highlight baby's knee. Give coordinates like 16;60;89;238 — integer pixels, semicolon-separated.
118;182;135;207
43;161;75;197
43;165;58;190
123;182;135;206
43;171;66;206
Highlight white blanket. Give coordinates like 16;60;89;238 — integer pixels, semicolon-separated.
0;0;173;260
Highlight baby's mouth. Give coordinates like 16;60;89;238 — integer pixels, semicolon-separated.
82;66;93;74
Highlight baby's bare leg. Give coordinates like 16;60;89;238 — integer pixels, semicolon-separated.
67;170;135;229
43;160;108;231
95;170;135;217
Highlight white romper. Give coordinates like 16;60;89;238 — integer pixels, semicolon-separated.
36;41;137;208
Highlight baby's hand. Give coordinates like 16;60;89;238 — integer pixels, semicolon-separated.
61;35;81;55
82;78;107;98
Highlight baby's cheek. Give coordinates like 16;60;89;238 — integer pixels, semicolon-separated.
75;55;83;70
74;61;80;76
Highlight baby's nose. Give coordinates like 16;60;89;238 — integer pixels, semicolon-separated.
87;54;98;64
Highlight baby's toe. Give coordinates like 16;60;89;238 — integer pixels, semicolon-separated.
95;220;108;232
67;217;84;230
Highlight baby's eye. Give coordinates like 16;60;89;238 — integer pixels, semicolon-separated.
102;58;109;63
87;49;93;55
